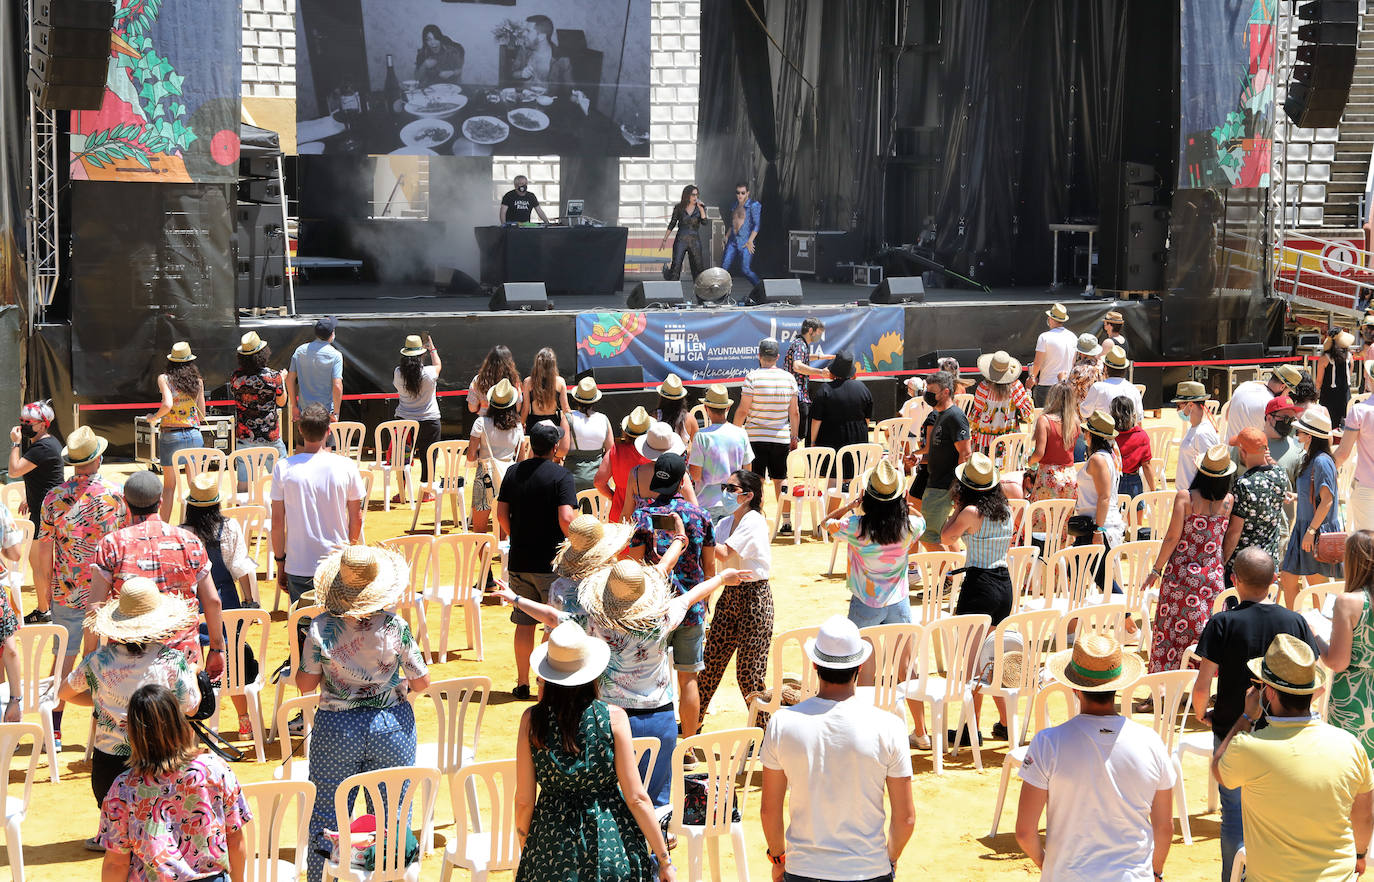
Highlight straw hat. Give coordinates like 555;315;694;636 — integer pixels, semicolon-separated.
572;377;602;405
804;615;873;669
1247;633;1324;695
62;426;108;465
1197;444;1237;479
1102;345;1130;370
635;421;686;458
167;341;196;362
865;460;904;502
1104;310;1124;324
702;384;733;409
1272;364;1303;390
1172;380;1208;403
1295;407;1333;440
313;546;409;617
955;453;999;491
530;620;610;687
186;473;221;507
86;577;198;644
239;331;267;355
1076;333;1102;358
1045;633;1144;693
977;350;1022;384
621;405;652;437
577;559;671;633
400;335;427;356
1083;409;1118;439
1045;303;1069;322
1331;330;1356;350
487;378;518;410
657;374;688;400
552;514;634;580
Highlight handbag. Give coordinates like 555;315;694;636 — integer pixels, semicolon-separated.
1065;514;1097;538
189;669;246;762
1307;470;1347;565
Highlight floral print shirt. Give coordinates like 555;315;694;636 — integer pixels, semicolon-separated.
38;474;129;610
99;755;251;882
300;612;430;712
825;514;925;608
630;498;714;626
93;517;211;661
67;642;199;756
1230;463;1291;561
229;368;284;443
783;337;813;406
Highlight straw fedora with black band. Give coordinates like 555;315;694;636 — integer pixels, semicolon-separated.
578;559;670;633
530;620;610;687
702;384;733;410
1271;364;1303;390
239;331;268;355
553;514;634;580
62;426;108;466
955;453;999;492
86;577;198;645
487;377;519;410
1197;444;1237;479
1046;633;1144;693
1083;409;1118;439
1247;633;1324;695
400;335;427;356
1104;310;1124;325
571;377;602;405
167;341;196;362
621;405;652;437
865;460;905;502
1172;380;1208;403
1294;407;1333;440
1103;345;1130;371
314;545;409;617
186;473;222;508
1045;303;1069;322
657;374;688;400
977;350;1022;385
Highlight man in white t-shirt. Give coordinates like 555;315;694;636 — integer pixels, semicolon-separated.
1079;344;1144;421
761;616;915;881
1016;633;1175;882
270;403;365;603
689;384;754;521
1028;303;1078;407
1173;381;1219;491
1224;363;1301;446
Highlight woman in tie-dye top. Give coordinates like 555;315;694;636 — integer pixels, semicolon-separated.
823;461;924;628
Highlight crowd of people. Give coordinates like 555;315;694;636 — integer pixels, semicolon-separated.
7;304;1374;881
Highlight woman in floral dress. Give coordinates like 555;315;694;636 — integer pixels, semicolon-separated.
1325;531;1374;760
967;350;1033;458
1142;444;1235;673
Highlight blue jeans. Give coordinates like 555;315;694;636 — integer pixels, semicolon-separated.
157;426;204;467
721;237;760;285
287;574;315;606
307;703;418;882
626;705;677;807
1217;735;1242;882
234;440;287;484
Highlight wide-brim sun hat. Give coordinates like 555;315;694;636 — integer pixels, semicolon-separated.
1045;633;1144;693
804;615;873;669
400;334;427;356
955;453;999;491
977;350;1022;385
1247;633;1325;695
635;421;686;458
1295;407;1333;440
1076;333;1102;358
553;514;634;580
313;545;409;617
239;331;268;355
621;405;652;437
62;425;108;466
530;620;611;687
578;559;671;634
572;376;602;404
86;577;198;644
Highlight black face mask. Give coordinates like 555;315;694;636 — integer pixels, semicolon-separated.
1273;417;1294;437
923;390;939;406
516;185;527;193
19;425;35;440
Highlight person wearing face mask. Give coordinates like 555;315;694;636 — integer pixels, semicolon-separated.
1335;365;1374;532
1173;381;1220;491
913;371;971;552
499;175;551;225
8;401;64;624
1224;364;1301;448
1260;395;1304;536
1279;407;1342;606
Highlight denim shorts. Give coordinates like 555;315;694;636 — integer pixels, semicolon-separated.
233;440;287;483
847;593;912;628
158;426;205;467
669;622;706;672
52;601;85;657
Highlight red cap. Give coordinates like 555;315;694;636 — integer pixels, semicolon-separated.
1264;395;1297;417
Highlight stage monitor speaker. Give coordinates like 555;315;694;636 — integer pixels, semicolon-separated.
746;278;803;306
1202;343;1265;360
627;280;690;309
917;349;980;370
582;366;644;388
490;282;550;311
440;268;481;295
869;276;925;304
28;0;113;110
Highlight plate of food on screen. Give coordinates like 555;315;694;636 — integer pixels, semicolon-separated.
507;107;549;132
462;115;510;145
404;83;467;119
400;118;453;150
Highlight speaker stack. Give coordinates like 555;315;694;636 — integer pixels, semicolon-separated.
1098;162;1168;293
1285;0;1357;128
234;203;286;314
28;0;113;110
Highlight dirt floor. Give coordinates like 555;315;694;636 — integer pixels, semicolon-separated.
12;449;1230;882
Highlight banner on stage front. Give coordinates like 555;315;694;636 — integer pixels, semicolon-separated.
68;0;242;182
575;308;905;385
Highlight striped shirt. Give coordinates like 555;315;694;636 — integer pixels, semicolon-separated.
742;367;796;444
963;514;1014;569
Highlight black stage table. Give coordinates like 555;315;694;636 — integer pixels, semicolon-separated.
475;225;627;296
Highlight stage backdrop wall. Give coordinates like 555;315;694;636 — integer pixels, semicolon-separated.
69;0;242;182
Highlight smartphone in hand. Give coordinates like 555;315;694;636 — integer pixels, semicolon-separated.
651;513;676;533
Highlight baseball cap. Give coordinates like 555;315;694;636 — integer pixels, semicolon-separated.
123;470;163;509
758;338;779;357
1264;394;1297;417
1229;427;1268;455
313;316;338;338
648;452;686;495
528;420;564;455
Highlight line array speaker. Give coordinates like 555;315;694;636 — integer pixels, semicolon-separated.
28;0;113;110
1285;0;1357;128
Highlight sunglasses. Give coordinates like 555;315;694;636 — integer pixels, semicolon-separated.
735;190;748;195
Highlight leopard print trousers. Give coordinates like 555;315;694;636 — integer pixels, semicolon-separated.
698;579;774;719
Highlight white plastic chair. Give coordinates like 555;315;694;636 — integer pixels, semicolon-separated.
328;421;367;465
1110;540;1163;650
205;609;271;762
439;759;520;882
1124;669;1199;844
855;623;926;719
171;447;227;522
902;614;991;774
415;677;490;854
1046;545;1106;612
1;521;33;621
1144;425;1176;470
1006;545;1041;614
0;722;42;882
1174;644;1219;820
425;535;493;663
411;440;469;535
908;551;965;624
1130;490;1176;541
773;447;834;542
576;489;610;521
668;728;762;882
1293;581;1345;614
322;766;439;882
241;778;316;882
0;625;65;783
270;603;324;743
1053;602;1128;651
374;420;420;511
988;683;1078;836
381;535;436;661
991;432;1032;473
980;608;1063;746
229;447;280;504
1025;497;1074;558
274;693;319;783
875;417;915;462
746;627;821;728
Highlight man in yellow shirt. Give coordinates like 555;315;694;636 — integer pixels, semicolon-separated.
1215;634;1374;881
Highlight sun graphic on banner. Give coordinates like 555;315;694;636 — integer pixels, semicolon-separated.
578;312;647;358
865;331;904;372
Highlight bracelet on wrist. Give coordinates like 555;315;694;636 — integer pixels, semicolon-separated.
1358;851;1367;860
766;850;785;866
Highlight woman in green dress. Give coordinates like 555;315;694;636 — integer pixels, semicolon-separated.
515;620;675;882
1325;530;1374;759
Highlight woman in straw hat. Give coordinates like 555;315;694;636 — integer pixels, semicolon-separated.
1280;407;1343;601
97;683;252;882
967;350;1032;456
393;332;444;502
595;406;652;523
1317;328;1356;427
565;377;615;494
150;341;206;520
531;513;634;614
1142;445;1236;674
499;556;749;808
1067;333;1103;405
1073;409;1127;590
56;577;200;848
466;376;526;536
181;473;260;738
514;620;674;882
1027;380;1083;532
295;545;430;882
521;347;571;433
229;330;287;493
823;461;925;627
655;374;699;447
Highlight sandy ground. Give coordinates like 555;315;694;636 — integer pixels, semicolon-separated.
8;446;1232;882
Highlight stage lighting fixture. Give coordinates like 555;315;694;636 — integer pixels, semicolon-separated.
693;267;734;306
